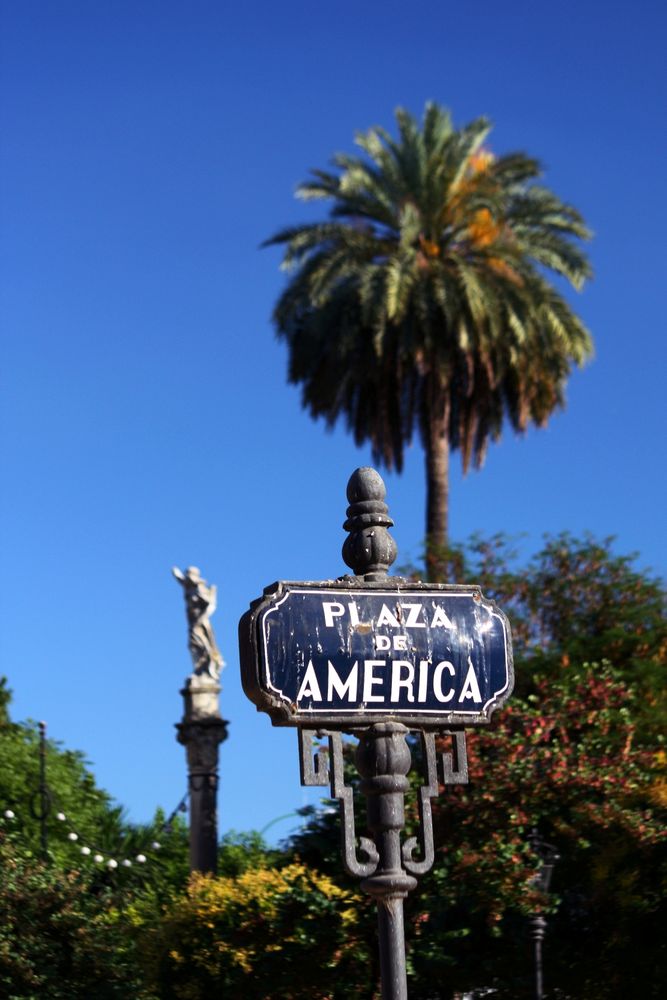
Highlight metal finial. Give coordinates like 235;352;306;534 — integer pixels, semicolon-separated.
342;467;397;579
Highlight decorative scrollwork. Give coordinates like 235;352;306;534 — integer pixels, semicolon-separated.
441;730;469;784
298;729;330;786
299;729;378;877
329;732;379;878
401;731;438;876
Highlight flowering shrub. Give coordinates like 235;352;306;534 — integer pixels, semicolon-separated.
137;861;372;999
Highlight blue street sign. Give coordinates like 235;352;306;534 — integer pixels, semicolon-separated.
239;581;513;728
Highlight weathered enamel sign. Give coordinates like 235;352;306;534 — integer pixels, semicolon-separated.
239;580;513;728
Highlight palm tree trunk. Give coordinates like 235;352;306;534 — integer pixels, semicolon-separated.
424;402;450;583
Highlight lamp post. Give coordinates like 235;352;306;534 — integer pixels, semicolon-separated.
28;721;51;859
528;828;560;1000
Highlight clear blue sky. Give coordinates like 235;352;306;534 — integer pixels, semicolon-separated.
2;1;665;842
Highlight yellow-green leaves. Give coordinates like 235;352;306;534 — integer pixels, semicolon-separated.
138;862;372;999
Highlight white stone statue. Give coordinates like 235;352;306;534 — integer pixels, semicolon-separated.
172;566;225;681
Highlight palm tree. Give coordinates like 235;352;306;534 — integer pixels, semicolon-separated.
265;103;592;578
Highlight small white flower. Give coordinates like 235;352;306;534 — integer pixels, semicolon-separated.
136;854;147;863
94;854;104;863
107;859;118;869
56;812;66;821
81;846;91;856
67;832;78;841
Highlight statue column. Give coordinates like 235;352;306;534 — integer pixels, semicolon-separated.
173;566;228;874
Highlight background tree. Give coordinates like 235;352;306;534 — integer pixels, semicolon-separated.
406;663;666;999
0;682;190;998
266;103;592;577
438;533;667;739
0;687;120;868
0;683;189;890
0;842;156;1000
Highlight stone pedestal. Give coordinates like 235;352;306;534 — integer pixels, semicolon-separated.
176;674;228;874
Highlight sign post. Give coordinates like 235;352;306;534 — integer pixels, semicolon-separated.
239;467;513;999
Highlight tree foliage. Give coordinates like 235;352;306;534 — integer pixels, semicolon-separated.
266;103;592;557
0;683;189;997
0;682;189;893
0;843;155;999
0;693;119;868
424;533;666;738
135;858;373;999
406;663;666;998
